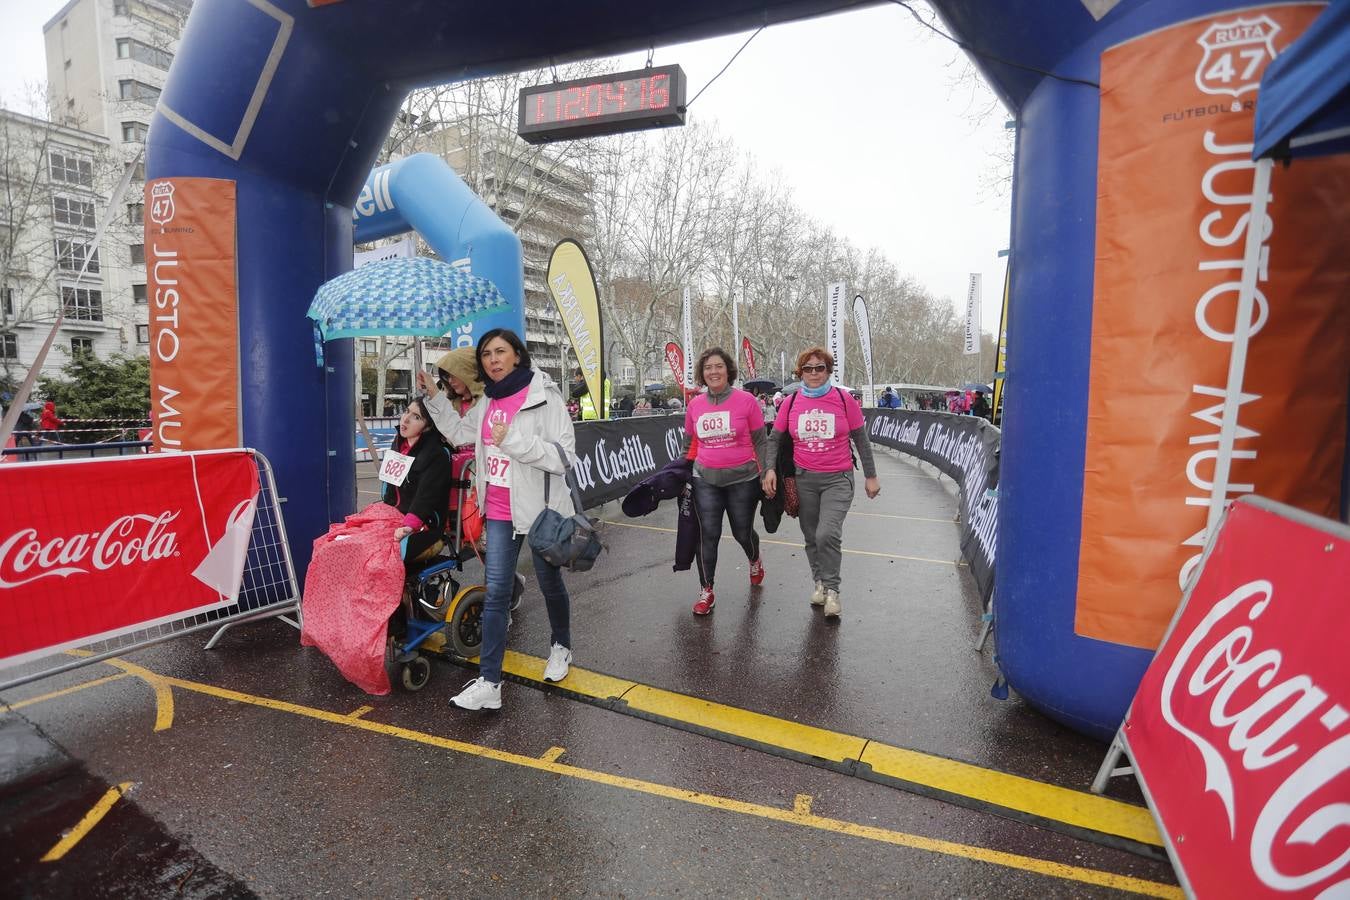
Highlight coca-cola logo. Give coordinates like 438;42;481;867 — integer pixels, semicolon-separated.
0;512;181;589
1159;578;1349;894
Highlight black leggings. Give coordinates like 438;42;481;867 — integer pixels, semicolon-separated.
692;477;761;589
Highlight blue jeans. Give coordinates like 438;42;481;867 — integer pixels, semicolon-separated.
480;518;571;684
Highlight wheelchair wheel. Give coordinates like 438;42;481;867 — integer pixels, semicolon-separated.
445;585;486;658
511;572;525;612
400;654;431;692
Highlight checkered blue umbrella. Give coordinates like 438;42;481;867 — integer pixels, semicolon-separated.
308;256;510;340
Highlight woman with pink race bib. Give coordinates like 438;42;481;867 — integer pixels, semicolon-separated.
682;347;769;615
762;347;880;620
422;329;577;712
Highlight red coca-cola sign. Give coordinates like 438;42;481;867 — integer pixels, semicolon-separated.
0;451;259;667
1123;498;1349;897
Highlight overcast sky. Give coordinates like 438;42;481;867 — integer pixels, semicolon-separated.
0;2;1010;336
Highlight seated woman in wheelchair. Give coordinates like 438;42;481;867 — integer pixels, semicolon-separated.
385;397;453;566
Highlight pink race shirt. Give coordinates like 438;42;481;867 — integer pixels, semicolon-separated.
686;389;765;470
482;388;530;520
774;388;864;473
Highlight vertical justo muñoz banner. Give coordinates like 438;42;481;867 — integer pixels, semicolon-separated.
741;336;757;379
547;239;605;413
1076;4;1350;650
826;281;846;386
144;178;240;452
852;293;875;407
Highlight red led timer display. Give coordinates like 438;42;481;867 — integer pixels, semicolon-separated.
518;65;687;143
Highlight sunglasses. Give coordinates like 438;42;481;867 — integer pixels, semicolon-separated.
800;364;828;373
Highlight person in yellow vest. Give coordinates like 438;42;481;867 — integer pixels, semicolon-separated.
578;376;611;421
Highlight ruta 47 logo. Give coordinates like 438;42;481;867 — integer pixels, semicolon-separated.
1195;15;1281;108
149;181;176;226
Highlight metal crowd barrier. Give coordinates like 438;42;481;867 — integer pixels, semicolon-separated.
0;449;301;691
2;439;152;461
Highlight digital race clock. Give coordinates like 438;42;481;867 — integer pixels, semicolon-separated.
517;65;687;144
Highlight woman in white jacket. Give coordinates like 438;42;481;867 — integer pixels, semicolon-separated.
419;328;578;711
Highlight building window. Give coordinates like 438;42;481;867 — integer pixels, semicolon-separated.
1;333;16;359
2;287;12;317
129;243;145;265
114;0;129;15
132;283;147;303
118;80;161;103
121;121;149;143
61;287;103;322
54;239;100;274
71;337;94;356
115;38;173;71
132;161;145;182
53;195;97;228
359;339;377;356
49;150;94;187
127;202;144;225
136;324;150;344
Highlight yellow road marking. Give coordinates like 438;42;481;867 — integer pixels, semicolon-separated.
3;673;131;711
794;794;813;816
347;705;375;719
540;746;566;763
41;781;133;862
600;520;966;567
500;653;1159;849
101;659;175;732
114;668;1176;897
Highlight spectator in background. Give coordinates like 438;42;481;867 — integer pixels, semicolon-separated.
616;394;635;418
879;386;900;409
971;390;991;421
633;396;653;417
39;401;62;437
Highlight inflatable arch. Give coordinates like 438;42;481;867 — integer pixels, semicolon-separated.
146;0;1348;740
353;154;525;347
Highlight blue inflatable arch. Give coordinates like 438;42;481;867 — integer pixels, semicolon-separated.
353;154;525;348
148;0;1347;739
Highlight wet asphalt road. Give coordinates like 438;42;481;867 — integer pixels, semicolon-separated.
1;448;1178;897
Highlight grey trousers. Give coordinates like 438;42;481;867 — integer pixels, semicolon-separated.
796;469;854;591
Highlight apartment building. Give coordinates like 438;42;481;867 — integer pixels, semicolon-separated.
0;109;127;383
40;0;192;367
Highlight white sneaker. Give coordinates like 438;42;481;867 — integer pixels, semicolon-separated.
543;643;572;683
823;589;841;619
809;581;826;607
450;677;501;710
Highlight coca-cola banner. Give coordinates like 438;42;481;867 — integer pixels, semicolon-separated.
0;451;260;667
865;410;998;601
1122;497;1349;898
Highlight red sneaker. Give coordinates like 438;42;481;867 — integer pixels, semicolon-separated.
693;586;715;615
749;558;766;585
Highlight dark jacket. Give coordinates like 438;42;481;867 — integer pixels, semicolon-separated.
382;435;452;530
622;457;702;573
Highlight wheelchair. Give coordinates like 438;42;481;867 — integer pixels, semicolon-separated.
385;453;523;692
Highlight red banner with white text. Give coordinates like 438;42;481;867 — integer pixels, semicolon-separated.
1122;498;1349;898
665;341;688;395
0;451;259;667
741;336;757;379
